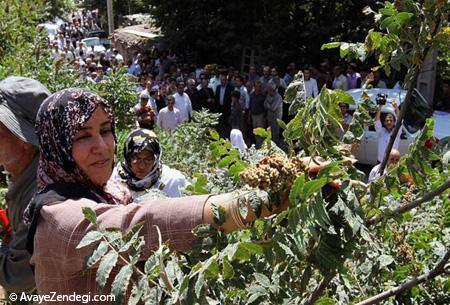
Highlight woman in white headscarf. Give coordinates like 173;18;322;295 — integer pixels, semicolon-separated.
230;129;247;154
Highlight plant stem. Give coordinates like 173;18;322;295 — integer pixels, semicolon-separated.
301;272;336;305
355;248;450;305
366;179;450;226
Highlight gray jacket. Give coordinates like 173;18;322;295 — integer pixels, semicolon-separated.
264;92;283;120
0;155;38;292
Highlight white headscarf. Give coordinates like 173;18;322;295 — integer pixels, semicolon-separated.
230;129;247;154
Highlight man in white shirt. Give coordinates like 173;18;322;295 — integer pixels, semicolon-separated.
332;65;349;91
368;149;400;181
173;81;192;122
304;67;319;98
375;99;401;163
158;96;182;131
234;76;250;110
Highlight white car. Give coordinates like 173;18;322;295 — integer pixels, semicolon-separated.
37;23;59;41
81;37;106;54
346;88;447;165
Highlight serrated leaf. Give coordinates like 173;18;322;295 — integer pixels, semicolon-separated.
248;192;263;218
82;207;98;226
77;231;103;249
85;240;108;268
96;250;119;289
111;264;133;305
129;277;148;305
119;224;143;253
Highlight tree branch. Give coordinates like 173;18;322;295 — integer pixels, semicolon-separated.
355;248;450;305
302;273;336;305
366;179;450;226
378;15;443;176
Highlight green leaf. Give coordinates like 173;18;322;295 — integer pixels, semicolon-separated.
333;89;355;105
238;242;264;256
289;174;305;206
218;156;234;168
228;160;247;178
210;129;220;140
119;224;143;253
96;250;119;289
222;258;234;280
194;272;205;298
303;178;328;199
277;118;287;130
247;285;267;304
211;202;227;226
396;12;413;26
321;42;341;50
82;207;98;226
111;264;133;305
253;128;269;138
379;8;395;16
378;254;394;269
254;273;271;287
278;242;295;257
129;277;148;305
340;42;350;58
316;297;336;305
76;231;103;249
84;241;108;268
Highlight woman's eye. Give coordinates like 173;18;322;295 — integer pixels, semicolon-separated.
101;128;112;135
74;134;90;141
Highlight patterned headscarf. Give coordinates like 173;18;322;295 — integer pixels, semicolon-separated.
35;88;118;197
116;128;162;191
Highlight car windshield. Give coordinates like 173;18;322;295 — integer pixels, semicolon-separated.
83;37;101;46
402;90;433;134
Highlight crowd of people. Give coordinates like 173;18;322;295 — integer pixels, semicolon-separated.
46;9;412;150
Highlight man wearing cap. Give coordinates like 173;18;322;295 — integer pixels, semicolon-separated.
0;76;50;292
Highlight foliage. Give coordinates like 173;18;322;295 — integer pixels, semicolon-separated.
97;0;375;66
0;0;50;80
155;110;220;179
48;0;75;18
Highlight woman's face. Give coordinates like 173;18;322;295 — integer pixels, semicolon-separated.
130;149;155;179
72;106;115;186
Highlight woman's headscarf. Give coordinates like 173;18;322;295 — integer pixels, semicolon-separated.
230;129;247;154
35;88;117;193
116;128;162;192
24;88;128;250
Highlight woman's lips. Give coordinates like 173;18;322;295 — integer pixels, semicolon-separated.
91;159;111;168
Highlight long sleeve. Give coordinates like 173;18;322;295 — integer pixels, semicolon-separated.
0;222;35;292
185;94;192;118
32;195;208;274
312;79;319;97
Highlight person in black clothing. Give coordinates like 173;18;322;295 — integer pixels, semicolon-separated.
156;83;168;112
198;74;215;111
250;80;267;147
215;74;234;138
185;79;202;111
